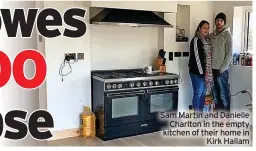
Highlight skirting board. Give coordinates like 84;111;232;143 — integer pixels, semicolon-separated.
47;128;80;141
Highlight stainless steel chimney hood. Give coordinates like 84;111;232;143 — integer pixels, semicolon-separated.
89;7;173;28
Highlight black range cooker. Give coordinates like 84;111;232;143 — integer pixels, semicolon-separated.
91;68;180;141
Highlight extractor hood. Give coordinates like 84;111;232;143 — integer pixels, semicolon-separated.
90;7;173;28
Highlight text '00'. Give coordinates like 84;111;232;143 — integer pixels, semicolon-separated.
0;50;47;89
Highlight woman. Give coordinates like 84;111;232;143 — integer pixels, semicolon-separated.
188;20;213;112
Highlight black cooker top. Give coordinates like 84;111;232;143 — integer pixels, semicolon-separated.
92;69;176;79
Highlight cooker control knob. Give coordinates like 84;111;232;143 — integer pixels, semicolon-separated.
165;80;169;85
175;79;178;84
107;84;111;89
112;84;117;89
170;80;173;84
136;82;141;87
143;82;147;86
130;83;135;87
155;81;159;85
149;81;153;86
118;84;122;89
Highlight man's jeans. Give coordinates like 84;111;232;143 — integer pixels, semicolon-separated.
189;72;207;112
212;69;230;110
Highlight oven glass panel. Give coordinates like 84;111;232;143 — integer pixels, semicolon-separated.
112;96;139;118
150;93;173;112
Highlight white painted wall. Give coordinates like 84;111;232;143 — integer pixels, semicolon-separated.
43;1;91;131
91;25;163;70
90;1;177;13
176;5;190;37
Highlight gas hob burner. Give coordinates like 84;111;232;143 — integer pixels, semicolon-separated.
93;72;135;79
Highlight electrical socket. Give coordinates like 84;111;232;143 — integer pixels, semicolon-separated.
174;52;182;57
65;53;76;61
169;52;173;61
183;52;189;57
77;53;84;60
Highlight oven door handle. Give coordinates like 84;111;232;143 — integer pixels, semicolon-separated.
147;87;178;94
106;90;145;97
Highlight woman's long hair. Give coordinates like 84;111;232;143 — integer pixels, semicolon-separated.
194;20;210;37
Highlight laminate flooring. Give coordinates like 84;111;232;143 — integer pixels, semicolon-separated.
2;131;252;147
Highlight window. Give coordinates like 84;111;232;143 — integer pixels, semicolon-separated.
243;8;252;53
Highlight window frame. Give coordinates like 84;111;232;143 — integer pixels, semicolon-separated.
242;7;252;53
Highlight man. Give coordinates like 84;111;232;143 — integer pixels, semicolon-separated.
210;12;233;111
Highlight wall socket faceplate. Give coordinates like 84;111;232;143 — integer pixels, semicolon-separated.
174;52;182;57
169;52;173;61
65;53;76;61
77;53;84;60
183;52;189;57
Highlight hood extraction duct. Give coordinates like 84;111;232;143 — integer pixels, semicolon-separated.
90;7;174;28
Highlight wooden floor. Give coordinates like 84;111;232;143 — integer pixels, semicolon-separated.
2;131;252;146
2;131;205;146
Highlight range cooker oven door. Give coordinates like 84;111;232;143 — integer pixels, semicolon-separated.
104;90;145;127
145;86;178;120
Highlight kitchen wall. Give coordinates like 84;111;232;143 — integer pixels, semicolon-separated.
176;4;190;37
43;1;91;131
91;26;163;70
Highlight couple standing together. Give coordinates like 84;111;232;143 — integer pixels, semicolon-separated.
189;12;232;112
